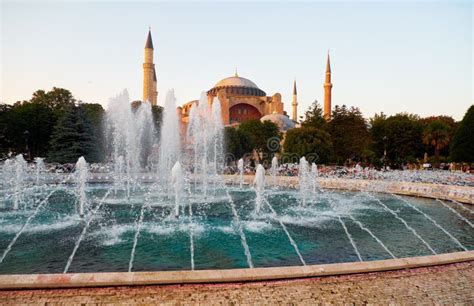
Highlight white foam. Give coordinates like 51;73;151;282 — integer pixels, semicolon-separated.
277;214;333;228
88;224;135;246
243;220;273;233
215;225;234;234
0;216;79;234
142;221;206;237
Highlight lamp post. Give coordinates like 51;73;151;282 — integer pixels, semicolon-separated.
383;136;387;170
23;130;30;161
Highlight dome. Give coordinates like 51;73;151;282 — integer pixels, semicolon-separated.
207;74;266;97
260;112;296;132
214;76;259;89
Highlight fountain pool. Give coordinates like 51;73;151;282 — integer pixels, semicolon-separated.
0;182;472;275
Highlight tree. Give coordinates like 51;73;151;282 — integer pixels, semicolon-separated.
224;126;252;161
328;105;370;164
30;87;75;112
0;104;13;157
301;100;327;130
47;105;100;163
370;113;423;167
0;87;77;158
283;127;333;164
239;119;281;163
422;120;451;167
2;101;56;158
421;115;457;157
450;105;474;162
81;103;106;161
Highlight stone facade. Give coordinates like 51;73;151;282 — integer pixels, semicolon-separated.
180;74;285;127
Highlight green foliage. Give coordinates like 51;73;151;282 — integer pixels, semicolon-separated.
450;105;474;162
301;100;327;130
30;87;75;111
422;120;451;167
239;119;281;163
421;115;457;157
370;113;424;167
328;105;370;164
47;105;100;163
0;87;106;161
224;126;252;160
0;101;56;157
0;105;13;157
283;127;333;164
80;103;106;160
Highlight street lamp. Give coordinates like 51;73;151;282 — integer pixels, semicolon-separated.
383;136;388;170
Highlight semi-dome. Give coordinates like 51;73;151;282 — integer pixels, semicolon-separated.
260;112;296;132
207;74;266;97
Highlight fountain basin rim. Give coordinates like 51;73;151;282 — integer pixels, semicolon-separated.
226;175;474;205
0;251;472;289
41;174;473;204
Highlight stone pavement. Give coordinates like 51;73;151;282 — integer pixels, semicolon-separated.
0;262;472;305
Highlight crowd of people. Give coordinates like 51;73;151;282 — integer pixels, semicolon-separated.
223;162;474;187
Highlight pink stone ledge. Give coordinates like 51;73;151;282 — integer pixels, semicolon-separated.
0;251;472;290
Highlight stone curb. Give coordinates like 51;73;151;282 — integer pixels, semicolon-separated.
0;251;472;289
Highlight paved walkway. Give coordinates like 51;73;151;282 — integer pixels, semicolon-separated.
1;262;472;305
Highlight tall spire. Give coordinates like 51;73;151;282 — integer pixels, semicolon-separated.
326;50;331;73
323;50;333;120
143;28;157;105
292;79;298;122
145;28;154;49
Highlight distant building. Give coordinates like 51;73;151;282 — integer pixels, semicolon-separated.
141;30;333;128
179;72;292;129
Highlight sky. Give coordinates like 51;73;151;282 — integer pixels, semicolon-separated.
1;0;472;120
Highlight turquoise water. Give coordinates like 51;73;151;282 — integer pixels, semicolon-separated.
0;184;472;274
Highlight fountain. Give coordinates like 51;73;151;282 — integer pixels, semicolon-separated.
237;158;244;188
298;157;311;206
171;161;184;217
270;156;278;186
113;155;124;194
0;88;472;277
254;164;266;213
34;157;45;187
106;90;155;198
13;154;27;209
186;94;223;196
311;163;318;193
74;157;89;218
158;90;181;187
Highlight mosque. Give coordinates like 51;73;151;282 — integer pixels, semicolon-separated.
142;30;333;132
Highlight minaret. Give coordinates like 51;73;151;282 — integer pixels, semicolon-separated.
323;51;332;120
291;79;298;122
143;29;158;105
